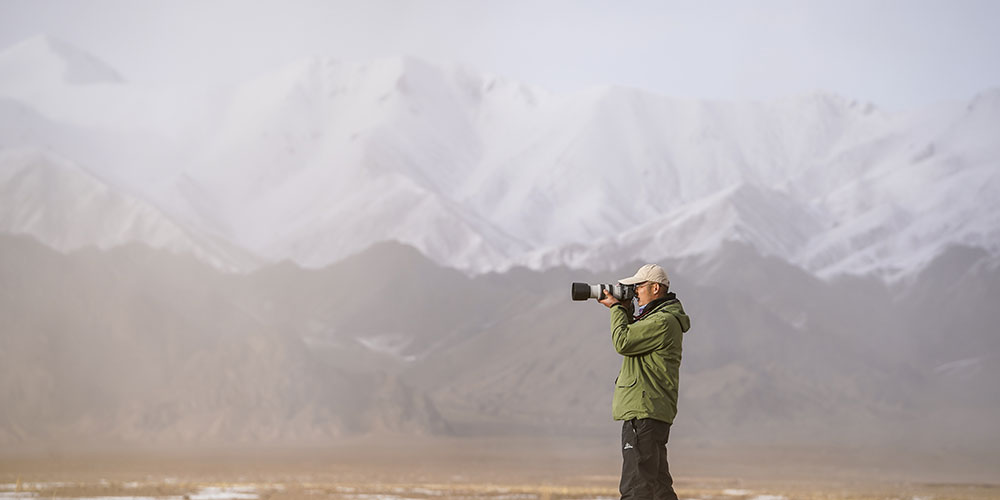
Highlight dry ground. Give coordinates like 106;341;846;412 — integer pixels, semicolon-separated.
1;436;998;500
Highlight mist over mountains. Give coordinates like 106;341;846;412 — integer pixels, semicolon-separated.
1;35;998;451
2;35;998;278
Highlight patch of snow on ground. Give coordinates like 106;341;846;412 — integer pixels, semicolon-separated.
341;495;419;500
189;487;258;500
0;495;182;500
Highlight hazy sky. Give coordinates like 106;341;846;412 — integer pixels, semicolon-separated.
1;0;998;110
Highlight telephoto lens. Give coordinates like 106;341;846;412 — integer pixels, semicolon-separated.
571;282;635;301
571;282;594;300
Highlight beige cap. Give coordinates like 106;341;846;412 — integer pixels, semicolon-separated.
618;263;670;287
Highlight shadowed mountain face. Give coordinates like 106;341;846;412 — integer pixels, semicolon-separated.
1;234;997;451
0;235;450;448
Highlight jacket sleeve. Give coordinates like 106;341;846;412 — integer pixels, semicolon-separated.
611;304;667;356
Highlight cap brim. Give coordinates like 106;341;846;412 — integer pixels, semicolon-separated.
618;276;645;285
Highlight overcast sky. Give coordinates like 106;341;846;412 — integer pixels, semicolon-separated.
1;0;998;110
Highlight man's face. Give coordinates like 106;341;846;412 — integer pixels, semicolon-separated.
634;281;656;307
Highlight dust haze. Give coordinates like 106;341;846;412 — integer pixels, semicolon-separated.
3;1;1000;498
2;236;999;494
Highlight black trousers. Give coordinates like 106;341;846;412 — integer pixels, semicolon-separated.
620;418;677;500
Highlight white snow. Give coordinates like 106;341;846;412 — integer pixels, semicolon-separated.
355;333;418;361
0;148;259;271
188;487;258;500
1;35;997;281
0;496;181;500
721;491;787;500
0;486;254;500
934;357;985;376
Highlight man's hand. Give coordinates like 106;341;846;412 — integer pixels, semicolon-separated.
598;290;620;308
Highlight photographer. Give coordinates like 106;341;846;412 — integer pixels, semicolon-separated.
598;264;691;500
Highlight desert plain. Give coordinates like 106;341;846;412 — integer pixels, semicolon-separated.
3;436;998;500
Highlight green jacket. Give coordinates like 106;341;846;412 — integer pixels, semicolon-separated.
611;294;691;423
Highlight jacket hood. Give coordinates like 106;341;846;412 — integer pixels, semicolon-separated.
648;293;691;333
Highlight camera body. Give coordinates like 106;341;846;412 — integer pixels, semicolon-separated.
571;282;636;302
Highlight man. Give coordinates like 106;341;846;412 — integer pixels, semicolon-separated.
598;263;691;500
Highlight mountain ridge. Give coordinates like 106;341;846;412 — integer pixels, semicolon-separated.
0;36;998;282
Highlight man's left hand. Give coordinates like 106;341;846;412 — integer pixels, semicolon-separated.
598;291;620;308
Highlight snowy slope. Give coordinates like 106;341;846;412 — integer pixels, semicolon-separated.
792;89;1000;277
460;89;877;248
1;35;998;280
0;148;258;271
184;56;530;269
183;61;894;271
0;36;252;269
527;182;831;271
476;88;999;278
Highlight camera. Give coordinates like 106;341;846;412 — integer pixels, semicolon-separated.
571;282;635;301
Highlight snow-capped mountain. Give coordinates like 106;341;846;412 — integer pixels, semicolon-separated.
184;56;531;270
1;35;997;280
0;148;258;271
